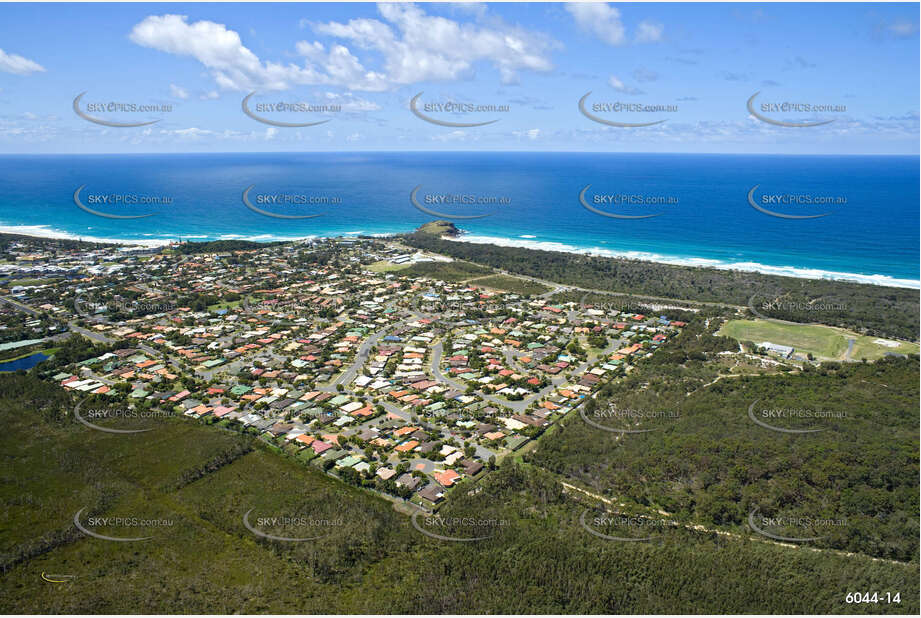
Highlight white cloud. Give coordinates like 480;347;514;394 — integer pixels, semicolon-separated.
323;91;381;111
0;48;45;75
887;20;919;39
264;127;278;140
636;20;664;43
309;2;556;85
431;129;469;142
566;4;663;46
129;5;555;93
608;75;643;95
130;14;336;92
566;3;626;46
513;128;540;140
169;83;189;99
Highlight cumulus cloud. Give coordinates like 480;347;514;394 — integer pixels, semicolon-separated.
129;5;556;92
130;14;337;91
0;48;45;75
311;2;556;85
566;4;663;46
513;128;540;140
608;75;643;95
635;20;664;43
566;3;626;46
169;84;189;99
632;67;659;82
887;20;919;38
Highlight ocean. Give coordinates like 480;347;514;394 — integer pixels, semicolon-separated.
0;152;917;288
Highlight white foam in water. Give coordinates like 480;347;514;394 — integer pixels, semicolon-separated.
446;234;921;290
3;222;915;289
0;224;172;247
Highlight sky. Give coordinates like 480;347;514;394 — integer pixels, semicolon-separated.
0;2;918;154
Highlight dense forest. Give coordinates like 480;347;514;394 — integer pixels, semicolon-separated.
169;239;287;254
1;372;917;614
528;313;920;562
402;232;920;341
0;233;115;252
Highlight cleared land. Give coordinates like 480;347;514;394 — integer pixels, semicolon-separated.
366;260;411;273
719;319;920;361
465;274;550;295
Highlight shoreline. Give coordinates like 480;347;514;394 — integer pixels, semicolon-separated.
443;233;920;291
2;223;917;291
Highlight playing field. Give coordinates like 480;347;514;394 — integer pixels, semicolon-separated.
718;319;919;361
366;260;411;273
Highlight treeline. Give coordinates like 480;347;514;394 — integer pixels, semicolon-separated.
0;232;115;252
0;373;918;613
401;232;919;340
529;340;920;562
170;239;286;254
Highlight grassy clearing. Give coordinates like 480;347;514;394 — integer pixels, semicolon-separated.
851;335;920;360
466;274;549;295
719;319;919;360
207;298;244;311
400;260;492;282
367;260;411;273
7;278;60;287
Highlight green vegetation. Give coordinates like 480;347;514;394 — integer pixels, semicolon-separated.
366;260;412;273
1;372;917;614
169;239;285;254
0;233;115;252
720;319;920;360
414;220;461;237
468;274;550;295
4;278;60;287
399;260;492;282
0;341;53;363
401;233;920;341
529;314;920;562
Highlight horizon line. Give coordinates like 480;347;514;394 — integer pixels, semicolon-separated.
0;150;917;157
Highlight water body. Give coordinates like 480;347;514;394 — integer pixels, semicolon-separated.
0;352;49;372
0;152;916;288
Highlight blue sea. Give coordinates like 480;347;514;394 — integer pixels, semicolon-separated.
0;153;917;288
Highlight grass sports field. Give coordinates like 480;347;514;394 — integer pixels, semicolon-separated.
719;319;919;361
